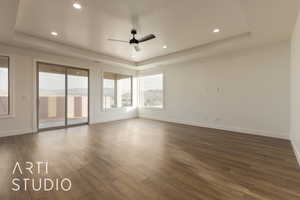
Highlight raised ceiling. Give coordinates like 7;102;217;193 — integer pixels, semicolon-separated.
1;0;300;67
15;0;250;62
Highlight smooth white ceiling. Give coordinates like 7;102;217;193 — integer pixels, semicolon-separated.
15;0;250;62
0;0;18;42
0;0;299;66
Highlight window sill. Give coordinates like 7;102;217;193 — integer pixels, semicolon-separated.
103;106;135;112
139;107;164;111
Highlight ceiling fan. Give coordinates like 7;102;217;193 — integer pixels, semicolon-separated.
108;29;156;52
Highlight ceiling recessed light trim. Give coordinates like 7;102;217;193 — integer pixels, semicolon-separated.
73;2;82;10
213;28;220;33
163;45;167;49
51;31;58;36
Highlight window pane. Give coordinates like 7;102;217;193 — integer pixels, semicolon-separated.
103;74;116;109
0;56;9;115
139;74;163;108
38;64;66;129
117;76;132;107
103;72;132;110
67;68;88;125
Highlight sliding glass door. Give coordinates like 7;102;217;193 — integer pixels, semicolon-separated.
67;68;88;125
37;62;89;130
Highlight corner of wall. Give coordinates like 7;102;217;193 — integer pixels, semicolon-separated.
291;138;300;167
290;10;300;167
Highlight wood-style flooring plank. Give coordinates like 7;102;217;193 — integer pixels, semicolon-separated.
0;118;299;200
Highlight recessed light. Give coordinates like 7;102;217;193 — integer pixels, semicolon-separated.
51;31;58;36
163;45;167;49
213;28;220;33
73;2;82;9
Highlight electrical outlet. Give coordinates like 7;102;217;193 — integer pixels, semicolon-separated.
215;118;222;122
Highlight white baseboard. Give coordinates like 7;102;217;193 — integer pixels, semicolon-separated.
139;115;289;140
0;116;137;138
291;140;300;167
0;116;289;141
0;128;34;138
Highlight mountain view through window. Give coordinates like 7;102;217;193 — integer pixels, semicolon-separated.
139;74;163;108
103;72;132;110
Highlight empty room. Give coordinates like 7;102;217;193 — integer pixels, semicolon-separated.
1;0;300;199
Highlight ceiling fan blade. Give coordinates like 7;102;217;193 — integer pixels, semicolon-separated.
134;45;141;52
108;39;128;43
138;34;156;43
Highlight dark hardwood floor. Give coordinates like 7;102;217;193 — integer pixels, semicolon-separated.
0;118;300;200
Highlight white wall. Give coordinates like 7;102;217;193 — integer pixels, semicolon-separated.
139;41;290;139
291;12;300;164
0;40;292;141
0;43;138;137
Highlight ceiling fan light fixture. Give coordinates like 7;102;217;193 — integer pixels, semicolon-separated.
108;29;156;53
213;28;220;33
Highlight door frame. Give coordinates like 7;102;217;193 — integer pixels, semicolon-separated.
36;61;90;132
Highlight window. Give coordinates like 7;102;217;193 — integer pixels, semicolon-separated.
103;72;132;110
0;56;9;115
139;73;163;108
